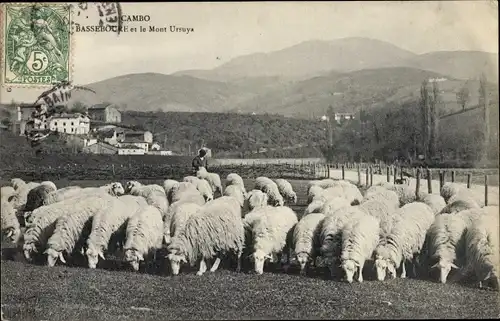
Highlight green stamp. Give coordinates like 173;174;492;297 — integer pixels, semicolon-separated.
3;3;72;86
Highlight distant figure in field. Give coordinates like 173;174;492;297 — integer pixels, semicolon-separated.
192;149;208;173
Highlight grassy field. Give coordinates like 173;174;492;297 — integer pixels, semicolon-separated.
1;179;499;320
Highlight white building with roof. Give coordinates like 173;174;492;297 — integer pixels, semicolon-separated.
49;113;90;135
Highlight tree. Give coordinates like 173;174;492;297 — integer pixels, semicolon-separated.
419;80;431;160
478;73;490;165
71;101;88;114
456;83;470;111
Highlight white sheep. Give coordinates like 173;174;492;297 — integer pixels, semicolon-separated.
226;173;246;194
123;205;164;271
426;208;487;284
378;182;427;206
244;205;298;275
274;178;297;204
23;183;58;213
340;213;380;283
419;194;447;215
464;209;499;290
183;176;200;184
10;178;26;190
254;177;284;207
170;182;204;204
22;195;94;261
40;181;57;191
163;202;202;245
292;212;325;275
374;202;434;281
307;185;326;204
306;179;337;195
364;186;400;207
44;195;116;267
358;196;399;237
243;190;269;213
167;196;244;276
320;197;353;216
1;199;21;244
223;185;245;208
127;183;169;218
1;186;16;202
439;196;480;214
195;179;214;202
8;181;41;214
163;179;180;204
440;182;464;203
196;167;223;197
319;206;367;277
305;184;361;216
85;195;148;268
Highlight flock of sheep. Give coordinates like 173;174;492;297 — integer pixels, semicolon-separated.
0;166;498;290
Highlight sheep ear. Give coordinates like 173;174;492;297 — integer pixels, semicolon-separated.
59;252;66;264
484;271;492;280
451;263;459;269
98;251;105;260
431;263;439;269
5;229;13;238
354;261;360;267
7;195;15;202
137;253;144;261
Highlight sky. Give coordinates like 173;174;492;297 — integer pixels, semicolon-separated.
1;1;498;103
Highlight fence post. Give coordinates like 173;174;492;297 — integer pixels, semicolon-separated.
365;167;369;187
357;165;361;185
327;164;330;178
439;171;444;191
386;166;390;183
112;164;115;176
484;175;488;206
426;169;432;194
341;165;345;180
415;168;421;200
369;166;373;186
400;166;404;181
467;173;472;188
451;170;455;183
393;166;397;184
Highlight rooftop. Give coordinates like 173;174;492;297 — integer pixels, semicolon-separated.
119;144;145;149
52;113;89;119
88;103;113;110
121;137;147;143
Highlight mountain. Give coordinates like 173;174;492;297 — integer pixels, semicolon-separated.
172;37;417;81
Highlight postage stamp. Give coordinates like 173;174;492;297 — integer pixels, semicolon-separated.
1;3;72;87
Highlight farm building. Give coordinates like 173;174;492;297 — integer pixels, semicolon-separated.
94;127;126;146
82;141;118;154
49;114;90;135
87;103;122;123
118;145;146;155
151;142;161;151
123;130;153;144
117;136;149;152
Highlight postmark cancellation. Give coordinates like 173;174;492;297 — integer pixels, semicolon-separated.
1;3;73;87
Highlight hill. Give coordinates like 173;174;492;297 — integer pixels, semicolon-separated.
121;111;328;157
230;67;464;117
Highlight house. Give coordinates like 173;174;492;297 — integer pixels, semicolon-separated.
117;136;149;152
82;142;118;154
65;135;98;148
118;145;146;155
49;113;90;135
123;130;153;144
151;142;161;151
95;127;125;146
87;103;122;123
334;113;355;123
16;104;43;121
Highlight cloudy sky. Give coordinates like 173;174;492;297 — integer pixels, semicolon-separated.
1;1;498;103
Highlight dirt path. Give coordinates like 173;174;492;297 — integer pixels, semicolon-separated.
330;169;499;206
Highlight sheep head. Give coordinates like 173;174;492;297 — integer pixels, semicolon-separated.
45;248;66;267
166;251;187;276
296;252;310;274
341;259;359;283
124;248;143;271
125;180;141;194
3;227;21;244
250;249;272;275
10;178;25;190
110;182;125;196
23;243;38;261
431;259;459;284
86;246;105;269
273;198;284;207
374;255;397;281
